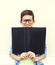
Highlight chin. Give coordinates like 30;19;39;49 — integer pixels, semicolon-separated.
25;25;32;27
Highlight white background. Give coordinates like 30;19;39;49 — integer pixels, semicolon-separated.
0;0;55;65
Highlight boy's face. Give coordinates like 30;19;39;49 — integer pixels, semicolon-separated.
21;15;35;27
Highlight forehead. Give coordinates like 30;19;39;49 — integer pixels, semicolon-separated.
22;15;33;20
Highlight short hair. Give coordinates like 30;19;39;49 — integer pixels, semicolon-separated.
20;10;34;21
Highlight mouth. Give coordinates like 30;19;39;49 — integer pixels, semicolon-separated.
24;24;32;27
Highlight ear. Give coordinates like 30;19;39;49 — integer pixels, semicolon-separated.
20;20;23;26
33;20;35;23
19;20;21;25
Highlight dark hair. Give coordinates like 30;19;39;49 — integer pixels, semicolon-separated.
20;10;34;21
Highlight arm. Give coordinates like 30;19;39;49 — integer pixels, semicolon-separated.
9;44;28;61
33;54;46;62
9;44;20;61
10;52;28;61
27;45;47;62
10;53;20;61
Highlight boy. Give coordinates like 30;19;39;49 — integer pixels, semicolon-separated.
9;10;46;65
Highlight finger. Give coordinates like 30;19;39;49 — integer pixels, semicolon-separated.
28;54;33;59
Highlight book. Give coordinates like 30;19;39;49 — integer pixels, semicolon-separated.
12;27;46;55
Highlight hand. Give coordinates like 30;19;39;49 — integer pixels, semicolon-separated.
27;51;38;62
27;51;35;59
31;56;38;62
20;52;27;60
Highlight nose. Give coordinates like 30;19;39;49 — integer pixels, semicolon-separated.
26;21;29;24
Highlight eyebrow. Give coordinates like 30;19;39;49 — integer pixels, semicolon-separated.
24;19;31;22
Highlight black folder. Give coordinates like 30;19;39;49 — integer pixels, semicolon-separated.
12;27;46;55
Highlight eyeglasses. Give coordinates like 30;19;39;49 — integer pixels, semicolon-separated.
22;19;33;23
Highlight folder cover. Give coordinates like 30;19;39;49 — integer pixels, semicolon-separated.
12;27;46;55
